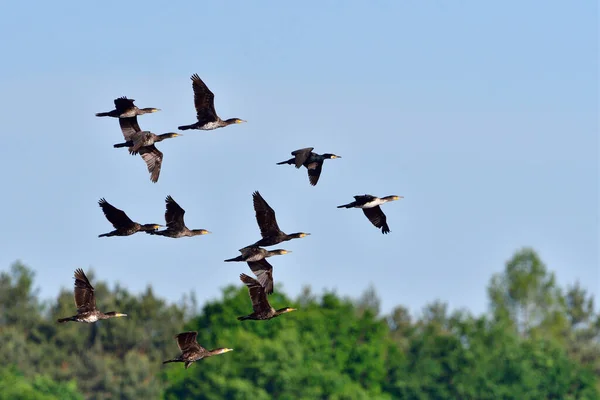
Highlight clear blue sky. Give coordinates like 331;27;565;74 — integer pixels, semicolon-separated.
0;1;597;317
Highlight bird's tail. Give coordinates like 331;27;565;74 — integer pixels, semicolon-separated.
237;315;250;321
177;124;194;131
95;112;111;117
98;233;111;238
113;141;133;148
162;359;178;365
57;317;74;323
224;256;244;262
276;158;294;166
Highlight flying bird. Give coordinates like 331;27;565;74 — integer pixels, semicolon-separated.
337;194;403;234
276;147;341;186
95;96;160;118
113;131;182;155
163;331;233;369
246;191;310;247
117;116;176;183
147;195;211;238
237;274;296;321
98;198;161;237
178;73;246;131
224;246;290;263
57;269;127;323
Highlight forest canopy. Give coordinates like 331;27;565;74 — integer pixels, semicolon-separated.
0;248;598;399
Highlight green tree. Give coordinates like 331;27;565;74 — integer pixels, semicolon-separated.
487;247;568;337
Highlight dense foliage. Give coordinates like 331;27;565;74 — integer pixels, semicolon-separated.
1;248;598;399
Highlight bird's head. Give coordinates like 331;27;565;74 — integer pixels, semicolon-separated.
142;108;161;114
214;348;234;355
192;229;211;235
272;249;292;256
384;195;403;202
225;118;247;125
291;232;311;239
323;153;341;160
106;312;128;318
143;224;163;231
277;307;297;315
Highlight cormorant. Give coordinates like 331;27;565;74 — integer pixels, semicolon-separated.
57;269;127;323
163;331;233;369
147;195;211;238
224;246;290;263
117;116;176;183
247;191;310;247
276;147;341;186
337;194;403;234
177;73;246;131
114;131;181;155
95;97;160;118
98;198;162;237
237;273;296;321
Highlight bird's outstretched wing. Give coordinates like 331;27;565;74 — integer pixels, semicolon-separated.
175;331;204;353
114;97;135;112
119;116;142;141
73;268;96;312
138;145;163;183
98;198;134;228
252;191;281;237
247;259;274;295
191;74;218;125
240;273;271;313
164;195;186;230
291;147;314;168
306;161;323;186
362;206;390;234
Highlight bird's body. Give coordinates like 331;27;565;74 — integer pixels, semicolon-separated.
57;269;127;324
163;331;232;369
337;195;402;234
147;195;210;238
114;131;181;155
276;147;341;186
178;74;246;131
224;246;290;263
247;191;309;247
116;116;180;183
237;274;296;321
98;198;161;237
96;97;160;118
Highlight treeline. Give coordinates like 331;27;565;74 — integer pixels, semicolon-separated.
0;248;598;399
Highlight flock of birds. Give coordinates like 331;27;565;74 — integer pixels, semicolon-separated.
56;74;403;369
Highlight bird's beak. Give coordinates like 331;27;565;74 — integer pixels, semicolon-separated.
117;313;128;317
224;348;234;353
393;196;403;201
289;308;297;312
283;250;292;254
300;233;311;237
203;230;212;235
237;119;247;124
154;225;163;229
